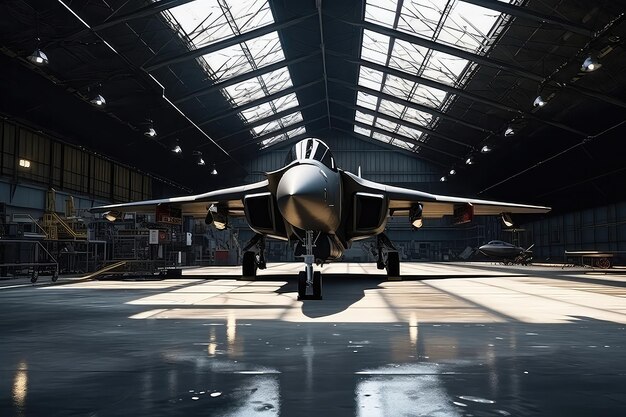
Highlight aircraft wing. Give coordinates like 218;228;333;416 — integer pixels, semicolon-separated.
342;171;550;218
89;180;269;217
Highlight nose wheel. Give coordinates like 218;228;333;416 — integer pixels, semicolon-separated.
297;230;323;300
298;270;322;300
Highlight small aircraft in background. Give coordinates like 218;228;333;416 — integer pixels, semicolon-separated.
478;240;535;265
91;138;550;300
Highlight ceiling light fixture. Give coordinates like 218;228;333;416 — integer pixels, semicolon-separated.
504;127;515;137
143;120;157;138
481;145;492;153
171;139;182;154
533;95;546;108
465;157;474;165
581;56;600;72
193;151;205;166
89;94;106;107
440;176;447;182
27;48;48;66
449;169;456;176
211;164;218;175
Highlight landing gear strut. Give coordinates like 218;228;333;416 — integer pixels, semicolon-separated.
241;234;267;279
377;233;401;280
298;230;322;300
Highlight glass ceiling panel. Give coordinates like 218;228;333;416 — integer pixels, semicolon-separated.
260;126;306;149
361;29;391;66
357;0;516;151
363;0;398;27
420;51;470;86
378;99;432;126
354;125;372;137
239;93;300;123
251;111;303;137
355;110;375;125
167;0;273;49
388;38;428;74
358;67;384;91
223;67;292;106
165;0;303;148
356;92;378;111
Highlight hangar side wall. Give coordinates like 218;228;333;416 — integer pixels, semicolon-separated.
522;202;626;262
0;118;183;217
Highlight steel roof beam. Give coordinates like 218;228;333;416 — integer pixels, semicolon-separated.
461;0;594;37
334;115;463;161
145;13;317;72
330;99;473;149
174;51;320;104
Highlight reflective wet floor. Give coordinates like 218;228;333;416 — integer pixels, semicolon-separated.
1;262;626;416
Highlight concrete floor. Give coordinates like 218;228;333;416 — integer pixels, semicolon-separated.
1;262;626;416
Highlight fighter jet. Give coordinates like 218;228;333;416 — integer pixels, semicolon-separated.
478;241;534;264
91;138;550;300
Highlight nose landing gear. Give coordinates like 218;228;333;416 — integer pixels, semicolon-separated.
298;230;322;300
377;233;401;280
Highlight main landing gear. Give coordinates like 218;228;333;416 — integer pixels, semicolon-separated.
376;233;400;280
241;234;267;280
298;230;322;300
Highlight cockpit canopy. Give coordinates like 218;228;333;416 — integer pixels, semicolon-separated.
285;138;336;170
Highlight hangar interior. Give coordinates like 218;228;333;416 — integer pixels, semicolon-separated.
1;0;626;274
1;0;626;416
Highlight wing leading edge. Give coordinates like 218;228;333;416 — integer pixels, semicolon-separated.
342;171;550;218
89;180;269;217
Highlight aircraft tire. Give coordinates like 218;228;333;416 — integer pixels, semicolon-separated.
297;271;307;300
242;251;257;279
386;251;400;279
312;271;322;300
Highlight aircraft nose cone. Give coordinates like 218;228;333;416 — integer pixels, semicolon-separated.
276;164;331;231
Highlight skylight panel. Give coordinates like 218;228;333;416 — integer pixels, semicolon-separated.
355;110;375;125
378;100;432;126
358;67;384;91
167;0;274;49
396;0;441;39
246;31;285;68
390;138;416;150
239;93;299;124
200;31;284;81
396;123;423;140
421;51;470;86
354;125;372;137
364;0;398;27
361;30;391;66
408;84;448;108
272;93;300;113
388;38;428;74
251;111;303;136
260;66;293;95
228;0;274;33
260;126;306;149
202;44;253;81
437;1;501;52
240;102;275;123
382;74;415;101
356;91;378;110
223;67;292;106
